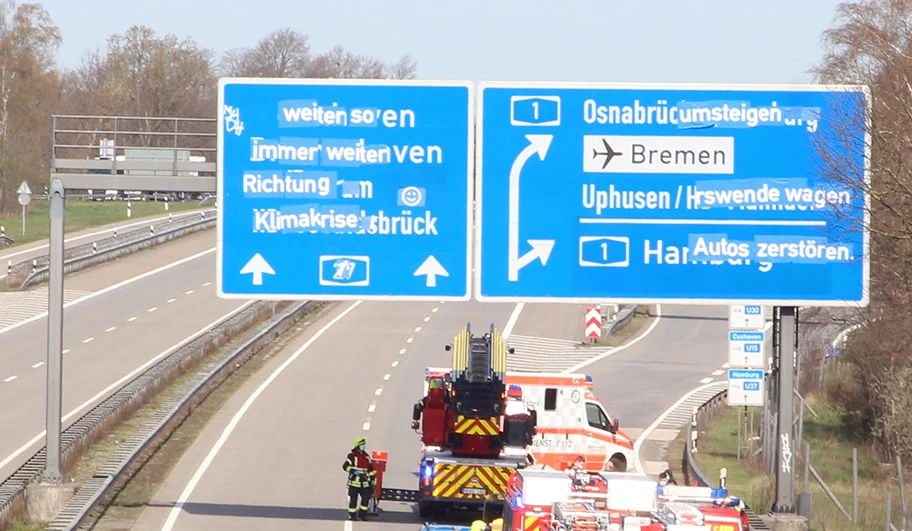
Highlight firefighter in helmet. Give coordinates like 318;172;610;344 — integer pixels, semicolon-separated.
342;437;376;521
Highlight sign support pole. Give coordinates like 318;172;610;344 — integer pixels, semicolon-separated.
42;178;65;484
772;306;798;512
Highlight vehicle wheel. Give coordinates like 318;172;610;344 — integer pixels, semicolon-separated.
607;454;627;472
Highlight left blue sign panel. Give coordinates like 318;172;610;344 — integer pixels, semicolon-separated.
216;79;474;301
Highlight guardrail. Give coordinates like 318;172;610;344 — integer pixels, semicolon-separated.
6;210;215;289
684;388;771;530
0;299;321;530
604;304;639;336
45;300;319;531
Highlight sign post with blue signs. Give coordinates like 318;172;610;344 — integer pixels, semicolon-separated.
727;369;765;407
217;79;474;301
475;82;870;306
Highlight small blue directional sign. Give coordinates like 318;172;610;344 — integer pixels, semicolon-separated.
217;79;473;301
727;369;765;407
728;331;766;369
475;82;870;306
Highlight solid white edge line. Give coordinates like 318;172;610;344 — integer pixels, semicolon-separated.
502;303;525;339
0;301;254;474
631;380;726;474
0;247;216;337
160;301;362;531
562;305;664;374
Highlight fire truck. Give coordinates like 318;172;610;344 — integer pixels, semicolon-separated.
499;469;750;531
375;323;539;518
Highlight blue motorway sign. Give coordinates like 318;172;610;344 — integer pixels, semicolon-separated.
475;82;870;306
217;79;473;300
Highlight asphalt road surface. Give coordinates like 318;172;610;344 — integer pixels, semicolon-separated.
0;229;247;483
129;301;732;531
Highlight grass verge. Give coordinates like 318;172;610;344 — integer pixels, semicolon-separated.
585;305;656;347
71;303;332;531
693;394;909;530
0;200;200;248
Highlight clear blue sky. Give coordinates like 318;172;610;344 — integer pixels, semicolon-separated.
39;0;844;84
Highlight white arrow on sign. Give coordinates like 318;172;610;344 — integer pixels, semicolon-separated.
508;134;556;282
414;255;448;287
240;253;274;286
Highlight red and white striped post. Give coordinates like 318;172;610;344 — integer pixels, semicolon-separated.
585;307;602;342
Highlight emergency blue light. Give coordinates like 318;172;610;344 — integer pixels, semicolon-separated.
711;488;728;498
423;464;433;477
585;375;592;382
514;493;523;508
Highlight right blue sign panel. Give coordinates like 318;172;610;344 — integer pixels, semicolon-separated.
475;83;869;306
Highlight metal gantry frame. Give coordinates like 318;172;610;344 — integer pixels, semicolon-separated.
41;115;217;483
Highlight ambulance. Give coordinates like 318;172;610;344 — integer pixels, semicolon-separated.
422;368;636;473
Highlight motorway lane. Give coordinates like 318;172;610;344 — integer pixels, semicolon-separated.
0;229;247;481
582;305;730;442
128;302;733;531
0;208;207;282
130;300;534;531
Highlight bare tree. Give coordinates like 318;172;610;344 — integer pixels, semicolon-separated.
0;0;61;213
220;28;310;77
220;29;418;80
810;0;912;461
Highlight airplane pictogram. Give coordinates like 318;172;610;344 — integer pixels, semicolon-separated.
591;138;622;169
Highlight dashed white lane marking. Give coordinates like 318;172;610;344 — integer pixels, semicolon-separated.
128;317;137;322
699;377;714;384
368;404;376;413
722;362;730;368
432;307;439;313
712;369;724;376
424;316;430;322
62;349;70;355
148;307;157;313
375;388;383;396
383;374;391;381
158;301;358;531
185;290;194;295
406;337;413;343
32;362;44;368
362;422;371;431
167;298;176;303
3;376;17;383
105;326;116;332
202;282;211;287
83;337;94;344
391;360;399;367
415;326;421;332
399;348;406;355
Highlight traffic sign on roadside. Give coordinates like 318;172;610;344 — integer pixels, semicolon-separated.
728;331;765;368
727;369;765;407
585;307;601;338
474;82;870;306
216;78;474;300
729;304;765;330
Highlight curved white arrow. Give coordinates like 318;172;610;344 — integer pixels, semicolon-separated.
509;134;555;282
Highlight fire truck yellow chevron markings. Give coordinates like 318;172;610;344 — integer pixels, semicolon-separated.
454;416;500;435
490;329;507;378
524;515;541;530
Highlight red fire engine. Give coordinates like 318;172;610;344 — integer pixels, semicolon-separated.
372;323;538;518
499;469;750;531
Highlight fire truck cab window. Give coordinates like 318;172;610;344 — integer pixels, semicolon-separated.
544;388;557;410
586;403;610;431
